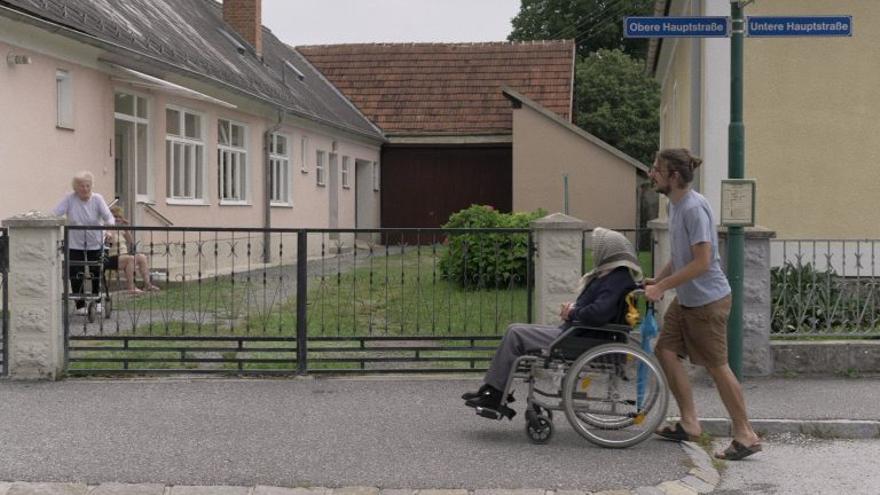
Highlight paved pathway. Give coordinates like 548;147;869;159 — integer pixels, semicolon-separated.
0;378;697;492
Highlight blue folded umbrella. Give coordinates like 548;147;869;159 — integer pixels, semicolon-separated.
637;304;658;409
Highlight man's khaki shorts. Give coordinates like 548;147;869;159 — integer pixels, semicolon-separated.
655;295;732;368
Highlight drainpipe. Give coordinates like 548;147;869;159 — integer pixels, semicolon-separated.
263;109;284;263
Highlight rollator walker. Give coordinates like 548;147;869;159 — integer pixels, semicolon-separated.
476;290;669;449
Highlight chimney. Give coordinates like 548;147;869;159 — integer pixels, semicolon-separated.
223;0;262;57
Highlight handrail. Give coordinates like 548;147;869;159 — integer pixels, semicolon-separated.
138;201;173;226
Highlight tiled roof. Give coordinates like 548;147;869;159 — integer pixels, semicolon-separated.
296;41;575;136
0;0;382;139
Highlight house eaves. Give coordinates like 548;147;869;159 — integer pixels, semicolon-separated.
502;86;649;174
0;1;386;144
646;0;672;77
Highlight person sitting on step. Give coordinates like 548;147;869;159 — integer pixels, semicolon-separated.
462;227;643;416
104;206;160;293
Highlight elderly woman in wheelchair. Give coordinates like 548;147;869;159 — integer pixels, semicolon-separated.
462;227;669;448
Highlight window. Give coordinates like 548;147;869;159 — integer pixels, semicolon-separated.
300;136;310;173
269;133;291;205
315;150;326;187
56;70;73;129
372;161;380;191
341;156;351;189
114;92;151;199
218;119;248;202
165;107;204;201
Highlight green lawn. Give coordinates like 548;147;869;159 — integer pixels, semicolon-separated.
68;246;518;373
110;246;529;338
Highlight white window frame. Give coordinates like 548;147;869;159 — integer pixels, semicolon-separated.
315;149;326;187
300;136;310;173
114;90;152;202
165;105;206;204
341;156;351;189
372;161;380;191
218;119;249;204
269;132;292;206
56;69;74;129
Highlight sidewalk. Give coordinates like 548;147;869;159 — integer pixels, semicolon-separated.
678;375;880;438
0;375;878;495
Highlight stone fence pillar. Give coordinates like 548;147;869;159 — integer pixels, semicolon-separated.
719;226;776;376
2;212;66;380
531;213;590;325
649;219;775;377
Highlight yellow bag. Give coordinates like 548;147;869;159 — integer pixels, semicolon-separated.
625;292;641;327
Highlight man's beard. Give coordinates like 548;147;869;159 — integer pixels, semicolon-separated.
652;182;670;195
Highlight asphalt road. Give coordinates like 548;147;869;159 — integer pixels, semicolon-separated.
0;378;688;490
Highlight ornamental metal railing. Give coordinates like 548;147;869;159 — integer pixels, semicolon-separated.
771;239;880;337
62;226;533;374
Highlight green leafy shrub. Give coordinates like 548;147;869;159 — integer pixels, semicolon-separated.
439;205;545;288
771;260;841;333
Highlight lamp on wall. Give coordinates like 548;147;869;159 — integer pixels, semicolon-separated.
6;51;32;66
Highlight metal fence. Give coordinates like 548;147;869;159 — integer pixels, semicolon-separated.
63;226;533;374
0;228;7;376
771;239;880;337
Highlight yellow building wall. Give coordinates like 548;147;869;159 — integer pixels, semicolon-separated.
660;38;694;152
745;1;879;238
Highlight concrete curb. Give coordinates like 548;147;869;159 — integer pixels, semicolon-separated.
0;442;721;495
695;417;880;440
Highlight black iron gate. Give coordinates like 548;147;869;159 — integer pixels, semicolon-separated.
63;226;533;375
1;227;8;377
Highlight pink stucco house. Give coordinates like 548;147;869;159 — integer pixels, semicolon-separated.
0;0;384;232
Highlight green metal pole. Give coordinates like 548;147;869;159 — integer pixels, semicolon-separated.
728;2;746;379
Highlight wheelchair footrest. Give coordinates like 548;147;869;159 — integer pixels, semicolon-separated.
475;405;516;421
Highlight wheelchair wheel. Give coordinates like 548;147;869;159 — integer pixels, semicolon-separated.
525;408;554;444
561;343;668;449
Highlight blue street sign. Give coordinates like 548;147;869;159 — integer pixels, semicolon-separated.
747;16;852;37
623;16;729;38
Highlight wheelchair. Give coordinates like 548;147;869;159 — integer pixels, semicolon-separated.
474;291;669;449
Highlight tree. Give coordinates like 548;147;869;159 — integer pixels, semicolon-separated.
509;0;655;59
575;48;659;165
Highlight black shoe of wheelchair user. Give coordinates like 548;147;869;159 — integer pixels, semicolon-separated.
461;384;515;404
465;386;517;420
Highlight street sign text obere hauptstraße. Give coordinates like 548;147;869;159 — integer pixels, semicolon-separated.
747;16;852;37
623;17;729;38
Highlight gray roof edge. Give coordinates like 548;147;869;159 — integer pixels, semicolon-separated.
502;86;649;173
292;47;387;140
647;0;671;76
0;3;384;143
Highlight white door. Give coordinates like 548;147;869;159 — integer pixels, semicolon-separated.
113;92;149;224
114;119;136;218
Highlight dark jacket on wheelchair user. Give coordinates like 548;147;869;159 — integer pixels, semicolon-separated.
561;266;637;330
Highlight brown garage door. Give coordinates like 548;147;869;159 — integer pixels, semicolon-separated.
380;145;512;233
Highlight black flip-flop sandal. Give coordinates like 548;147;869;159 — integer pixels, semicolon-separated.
715;440;763;460
654;422;699;442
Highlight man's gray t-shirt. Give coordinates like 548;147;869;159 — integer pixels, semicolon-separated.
668;189;730;307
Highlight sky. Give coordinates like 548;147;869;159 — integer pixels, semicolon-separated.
261;0;521;46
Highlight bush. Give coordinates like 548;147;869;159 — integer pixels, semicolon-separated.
439;205;546;288
771;260;840;333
